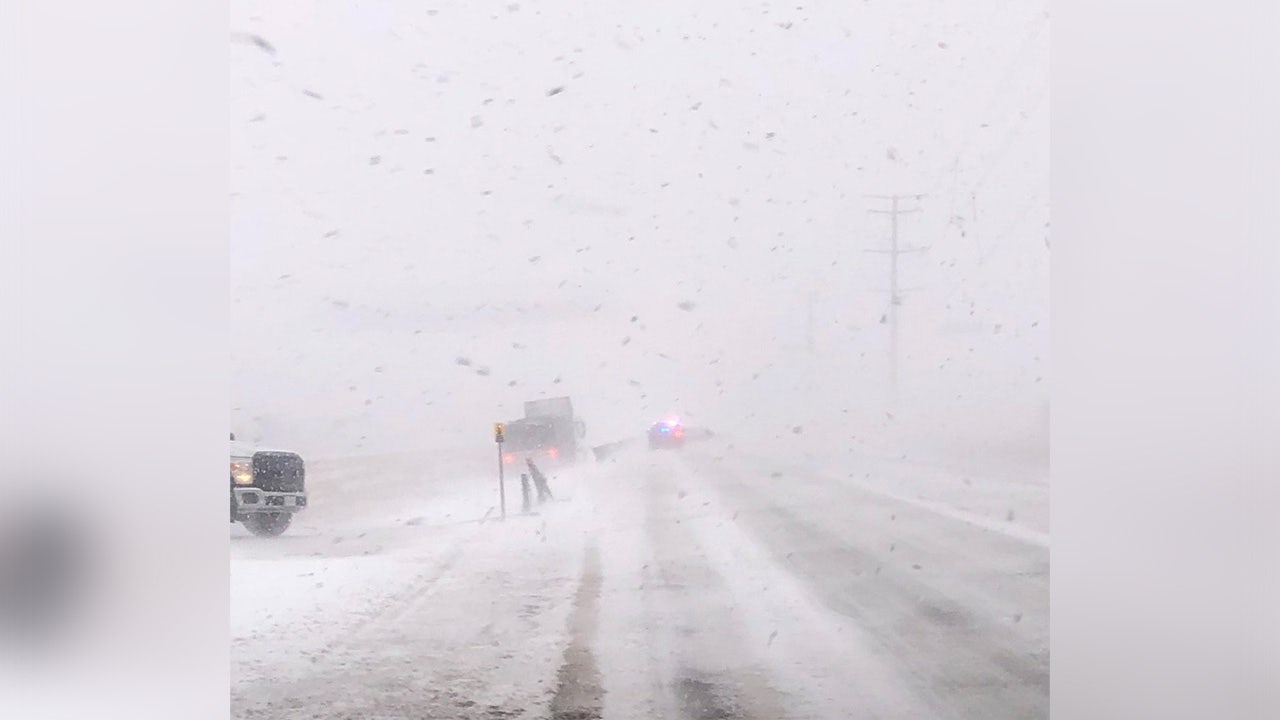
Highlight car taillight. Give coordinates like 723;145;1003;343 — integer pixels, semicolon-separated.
546;447;559;458
503;453;516;464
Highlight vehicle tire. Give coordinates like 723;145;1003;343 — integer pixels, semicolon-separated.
243;513;292;537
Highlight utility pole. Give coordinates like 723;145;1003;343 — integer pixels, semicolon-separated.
865;194;927;398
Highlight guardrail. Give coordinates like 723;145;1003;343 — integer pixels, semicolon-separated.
591;439;639;462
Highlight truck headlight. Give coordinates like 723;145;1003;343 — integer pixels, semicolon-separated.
231;461;253;485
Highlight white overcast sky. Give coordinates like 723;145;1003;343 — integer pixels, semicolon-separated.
230;0;1048;460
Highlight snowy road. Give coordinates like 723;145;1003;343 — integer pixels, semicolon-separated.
231;445;1048;719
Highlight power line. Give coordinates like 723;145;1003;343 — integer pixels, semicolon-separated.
922;6;1051;199
970;83;1049;194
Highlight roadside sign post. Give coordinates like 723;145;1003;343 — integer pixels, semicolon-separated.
494;422;506;520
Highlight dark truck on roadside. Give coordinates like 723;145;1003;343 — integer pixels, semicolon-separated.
230;433;308;537
501;397;586;470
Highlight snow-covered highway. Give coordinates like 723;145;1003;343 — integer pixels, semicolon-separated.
231;444;1048;719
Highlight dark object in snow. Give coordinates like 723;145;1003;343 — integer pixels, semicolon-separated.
791;425;804;434
369;155;382;165
232;32;276;55
456;357;472;366
546;86;565;96
677;300;696;311
526;460;554;502
302;89;324;100
475;367;491;377
404;517;424;526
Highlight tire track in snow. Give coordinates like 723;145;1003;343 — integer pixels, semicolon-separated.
688;457;1050;720
725;449;1049;548
768;501;1049;716
328;539;469;646
639;462;790;720
232;514;583;719
550;542;605;720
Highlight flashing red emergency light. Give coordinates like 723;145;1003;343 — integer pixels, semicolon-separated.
546;446;559;458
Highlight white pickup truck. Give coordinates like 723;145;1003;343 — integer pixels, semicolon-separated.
230;434;308;537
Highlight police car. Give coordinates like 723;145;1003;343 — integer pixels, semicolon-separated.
647;417;686;450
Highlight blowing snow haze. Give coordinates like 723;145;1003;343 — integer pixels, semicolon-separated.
230;0;1048;467
231;3;1052;717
